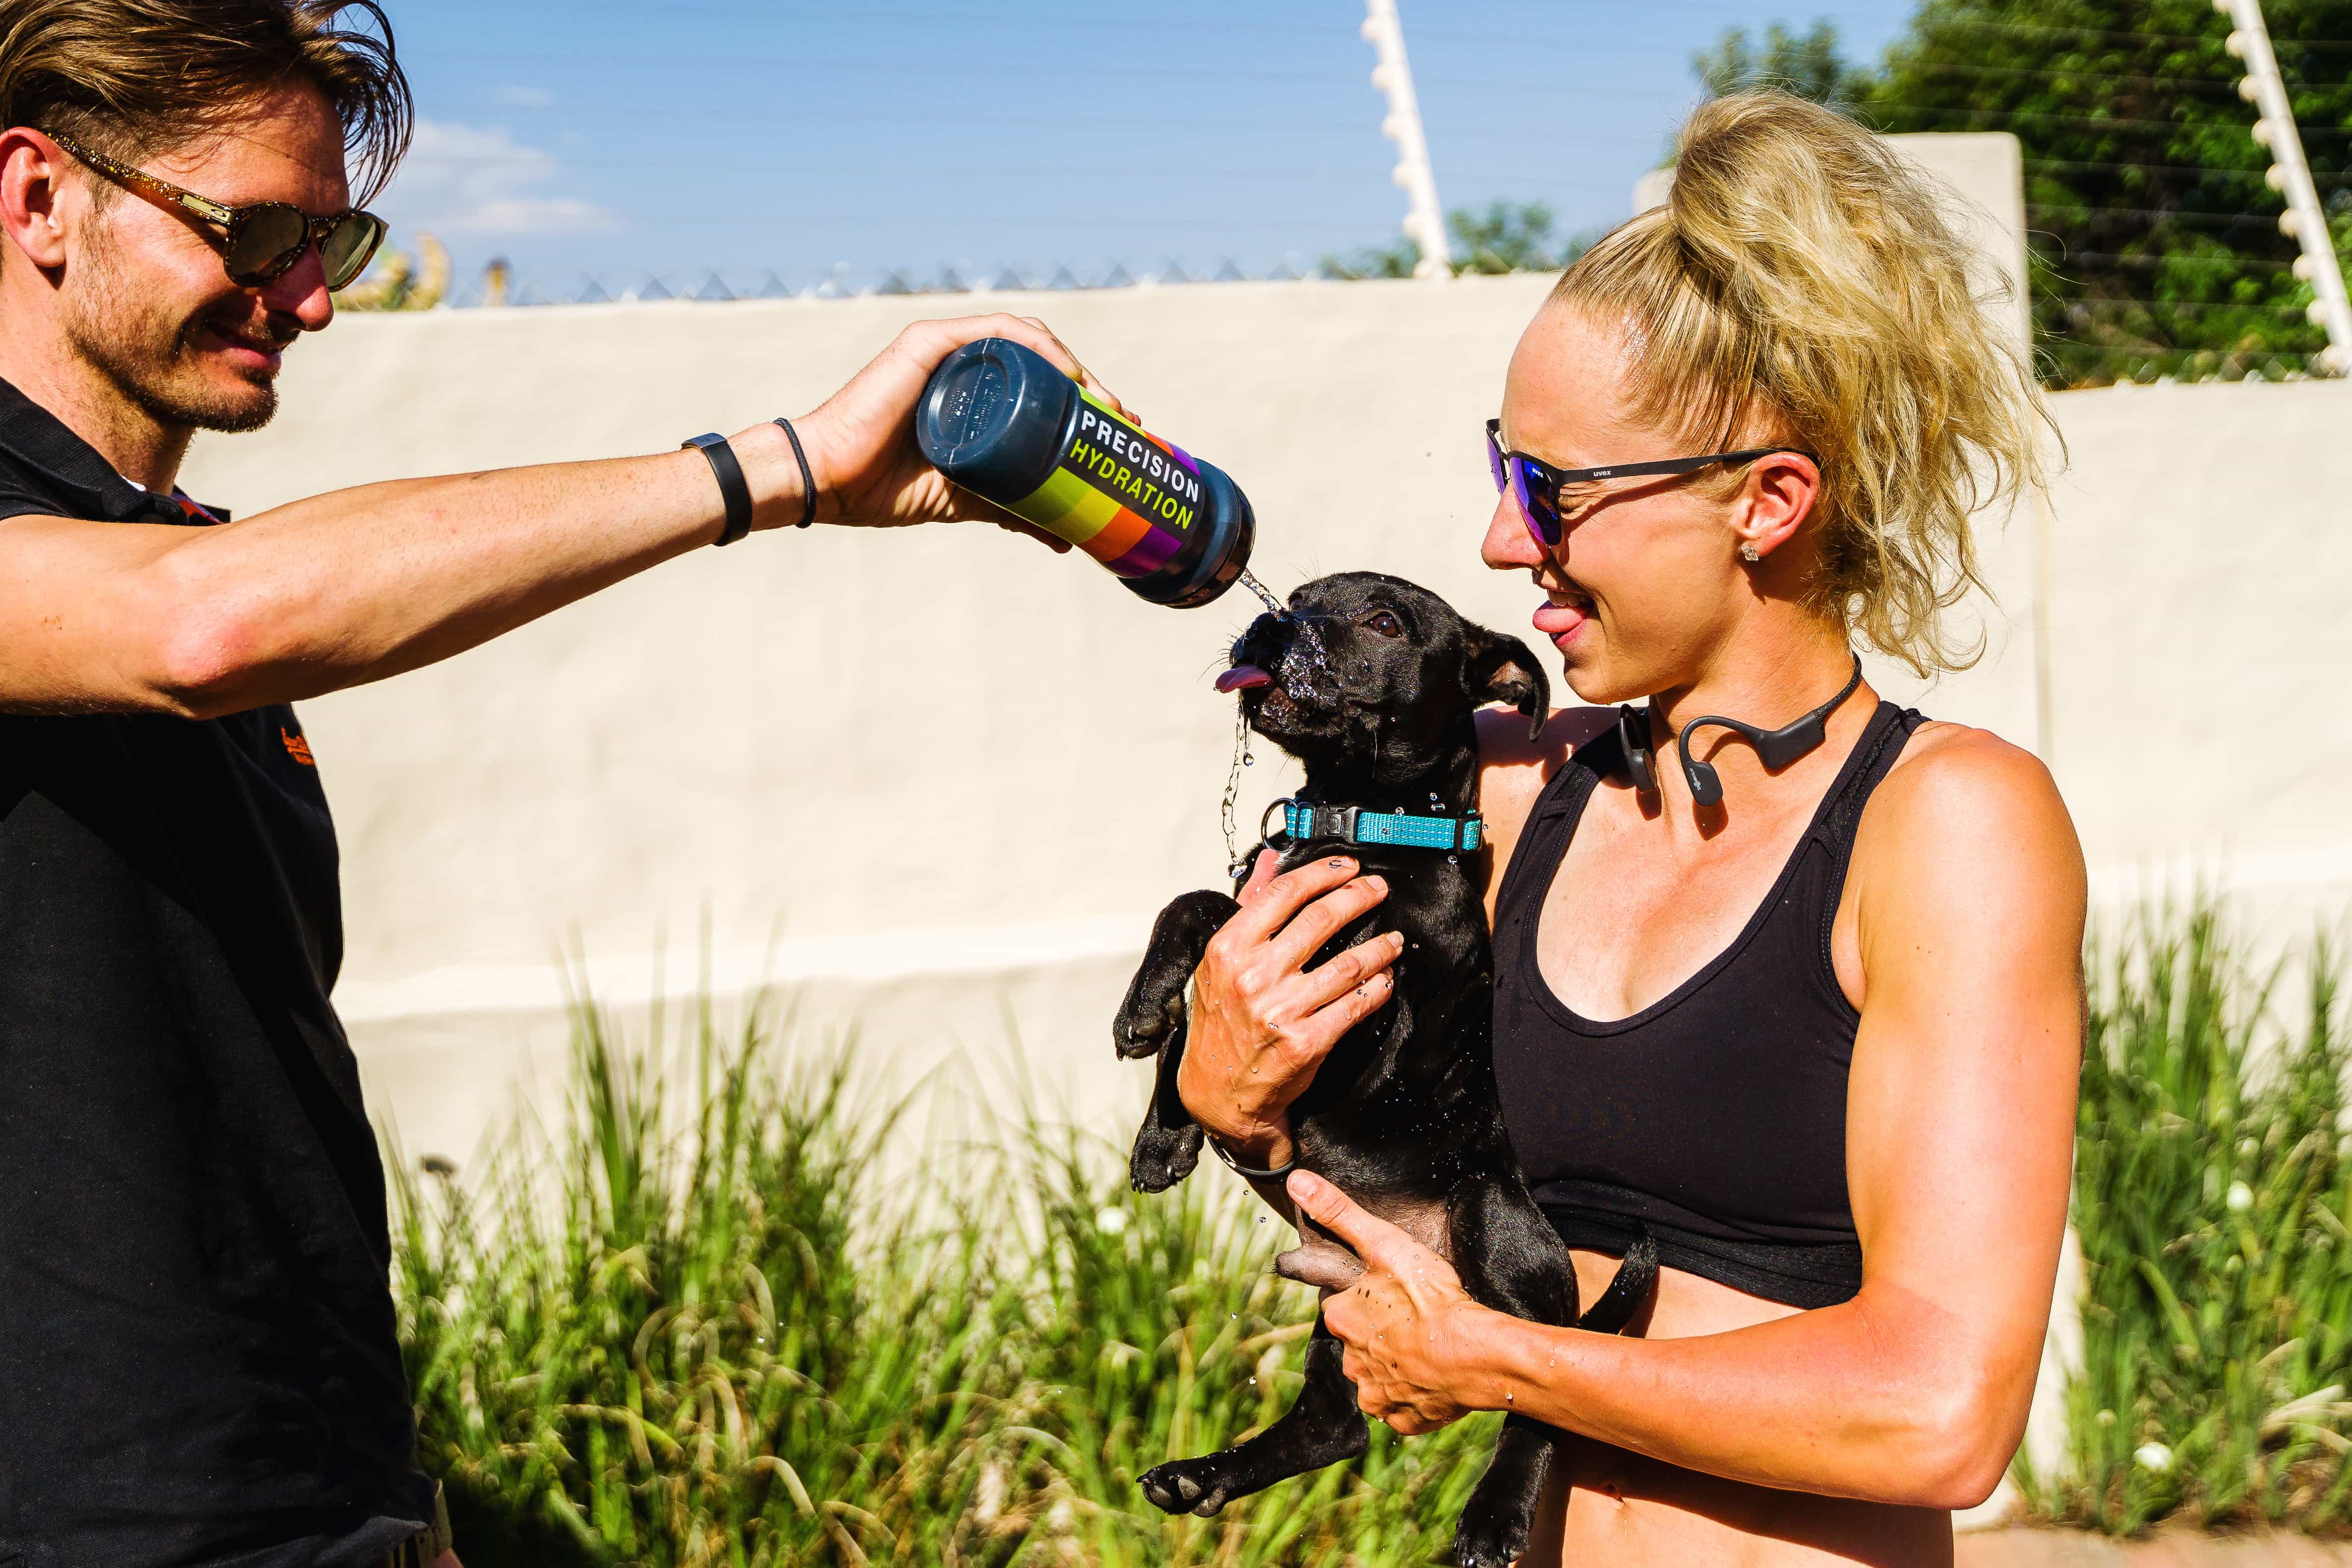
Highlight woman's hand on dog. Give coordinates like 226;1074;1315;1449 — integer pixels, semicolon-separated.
1290;1170;1490;1435
1176;849;1402;1169
786;313;1124;547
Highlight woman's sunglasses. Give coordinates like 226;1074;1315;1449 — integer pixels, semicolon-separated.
1485;418;1818;547
44;129;388;291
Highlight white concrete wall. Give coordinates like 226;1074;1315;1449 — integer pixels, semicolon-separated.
181;273;1571;1165
176;236;2351;1171
2050;376;2352;938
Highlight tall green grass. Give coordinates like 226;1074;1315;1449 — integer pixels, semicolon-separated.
399;902;2352;1561
394;997;1501;1567
2019;902;2352;1535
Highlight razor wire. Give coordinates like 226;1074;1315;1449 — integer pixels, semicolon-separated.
396;258;2342;384
434;254;1350;309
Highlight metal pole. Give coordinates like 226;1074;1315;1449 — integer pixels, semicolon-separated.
2216;0;2352;374
1361;0;1450;279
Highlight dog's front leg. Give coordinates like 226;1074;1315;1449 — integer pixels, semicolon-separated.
1118;889;1238;1192
1131;1026;1206;1192
1138;1310;1368;1517
1113;889;1236;1059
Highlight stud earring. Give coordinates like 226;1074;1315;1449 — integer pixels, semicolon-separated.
1739;544;1761;563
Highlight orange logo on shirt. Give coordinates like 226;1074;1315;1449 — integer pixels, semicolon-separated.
281;728;315;766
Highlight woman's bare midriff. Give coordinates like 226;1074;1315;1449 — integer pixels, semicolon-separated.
1518;1251;1955;1568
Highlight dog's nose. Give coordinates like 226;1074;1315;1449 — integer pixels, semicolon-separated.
1233;612;1286;664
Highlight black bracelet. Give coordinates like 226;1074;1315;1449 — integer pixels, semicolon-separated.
1208;1135;1297;1183
681;432;753;546
773;416;817;528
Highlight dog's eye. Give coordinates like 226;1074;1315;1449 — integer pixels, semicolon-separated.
1364;611;1405;639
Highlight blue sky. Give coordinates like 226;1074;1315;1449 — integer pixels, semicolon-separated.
370;1;1921;301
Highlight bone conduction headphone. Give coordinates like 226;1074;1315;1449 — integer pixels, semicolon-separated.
1616;655;1865;807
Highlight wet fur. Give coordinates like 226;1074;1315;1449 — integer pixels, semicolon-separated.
1113;572;1658;1568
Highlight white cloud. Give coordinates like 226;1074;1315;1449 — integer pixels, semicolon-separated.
376;119;617;239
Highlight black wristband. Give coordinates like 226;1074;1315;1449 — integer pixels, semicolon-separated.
681;432;753;546
773;416;817;528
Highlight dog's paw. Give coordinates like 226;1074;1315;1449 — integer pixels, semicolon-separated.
1129;1122;1203;1193
1140;1455;1238;1518
1448;1501;1533;1568
1112;986;1186;1060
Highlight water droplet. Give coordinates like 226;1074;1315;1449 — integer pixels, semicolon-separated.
1243;755;1253;766
1447;853;1459;865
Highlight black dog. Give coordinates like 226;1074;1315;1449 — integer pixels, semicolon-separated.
1112;571;1657;1568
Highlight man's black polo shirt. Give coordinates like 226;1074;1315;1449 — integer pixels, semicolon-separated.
0;379;435;1567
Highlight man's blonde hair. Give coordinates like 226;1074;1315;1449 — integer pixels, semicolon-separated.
1552;90;2053;677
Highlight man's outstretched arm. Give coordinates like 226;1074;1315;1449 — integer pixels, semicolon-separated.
0;312;1095;718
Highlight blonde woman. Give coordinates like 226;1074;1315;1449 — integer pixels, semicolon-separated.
1177;92;2085;1565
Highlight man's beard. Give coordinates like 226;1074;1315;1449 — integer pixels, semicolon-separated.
64;230;286;435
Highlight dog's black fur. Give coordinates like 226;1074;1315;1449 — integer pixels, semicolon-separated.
1114;571;1658;1568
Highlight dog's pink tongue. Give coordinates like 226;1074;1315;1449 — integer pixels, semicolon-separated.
1215;665;1272;694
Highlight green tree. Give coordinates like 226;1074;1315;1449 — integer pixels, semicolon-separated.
1693;18;1871;105
1322;200;1592;279
1855;0;2352;384
1321;234;1421;280
1451;199;1567;273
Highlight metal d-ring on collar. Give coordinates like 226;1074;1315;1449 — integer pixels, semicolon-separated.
1260;796;1485;853
1616;654;1866;807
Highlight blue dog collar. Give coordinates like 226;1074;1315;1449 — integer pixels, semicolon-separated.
1271;798;1483;853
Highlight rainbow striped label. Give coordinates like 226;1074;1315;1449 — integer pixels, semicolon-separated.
1007;391;1202;578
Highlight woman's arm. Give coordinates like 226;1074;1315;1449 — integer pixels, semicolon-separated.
0;313;1094;718
1304;730;2087;1510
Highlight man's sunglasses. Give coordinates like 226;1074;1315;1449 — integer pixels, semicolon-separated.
1485;418;1818;548
43;129;387;291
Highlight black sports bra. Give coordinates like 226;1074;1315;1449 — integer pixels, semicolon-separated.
1491;701;1924;1309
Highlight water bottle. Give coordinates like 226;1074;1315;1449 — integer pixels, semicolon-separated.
915;337;1257;608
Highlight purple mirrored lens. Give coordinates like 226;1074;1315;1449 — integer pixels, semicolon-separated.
1510;456;1559;547
1487;426;1561;548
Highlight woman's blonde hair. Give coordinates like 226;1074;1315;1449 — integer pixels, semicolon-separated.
1551;90;2053;676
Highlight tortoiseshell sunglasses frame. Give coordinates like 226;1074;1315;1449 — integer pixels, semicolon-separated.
41;127;386;290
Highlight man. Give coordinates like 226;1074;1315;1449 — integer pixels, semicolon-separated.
0;3;1104;1564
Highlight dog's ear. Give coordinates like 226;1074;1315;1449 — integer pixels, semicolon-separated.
1463;624;1551;743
